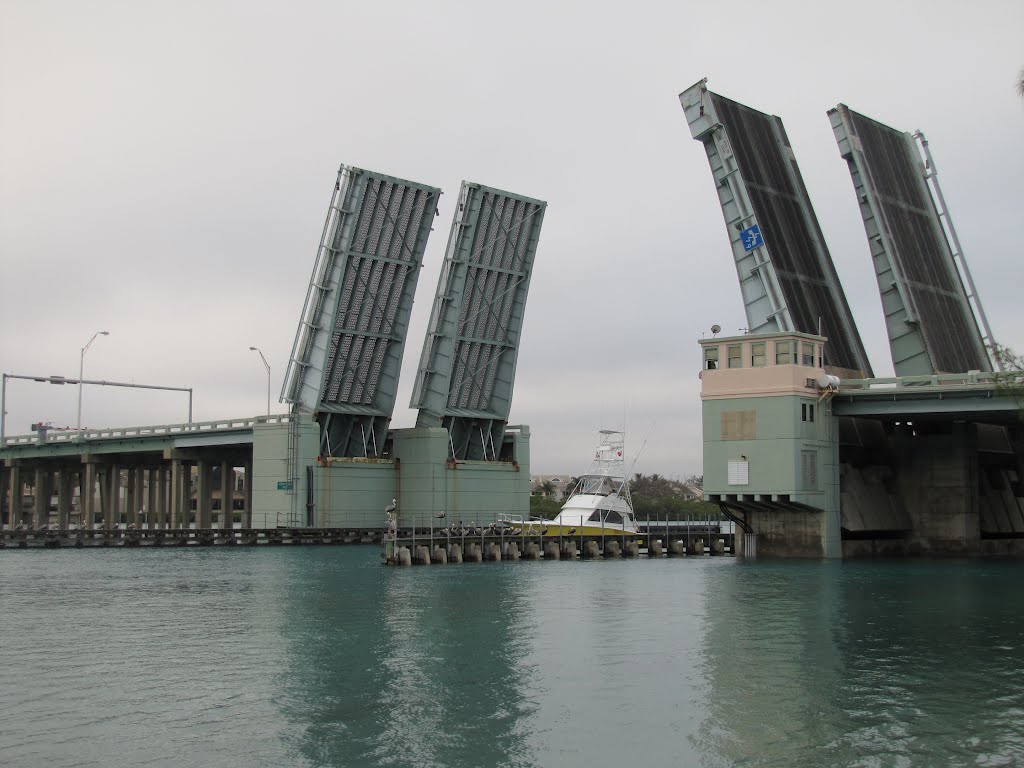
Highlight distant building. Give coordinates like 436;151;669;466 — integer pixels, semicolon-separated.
679;483;704;501
529;474;572;501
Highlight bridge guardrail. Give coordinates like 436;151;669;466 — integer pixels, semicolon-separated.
1;414;293;447
839;371;1017;393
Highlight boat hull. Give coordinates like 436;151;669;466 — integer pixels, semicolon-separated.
535;523;642;538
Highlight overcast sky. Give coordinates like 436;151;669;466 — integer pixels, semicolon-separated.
2;0;1022;478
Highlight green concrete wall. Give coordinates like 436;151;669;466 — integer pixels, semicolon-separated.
250;419;530;529
704;395;835;504
251;413;319;528
392;427;529;528
315;460;398;529
704;394;840;557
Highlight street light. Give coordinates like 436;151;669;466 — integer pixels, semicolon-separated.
77;331;109;438
249;347;270;416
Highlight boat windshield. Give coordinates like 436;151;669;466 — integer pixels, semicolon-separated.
575;475;624;495
586;509;624;524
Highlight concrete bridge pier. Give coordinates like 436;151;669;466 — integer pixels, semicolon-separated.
82;460;98;529
243;461;252;529
57;470;74;529
4;463;26;528
0;465;8;527
134;467;146;527
145;468;158;529
219;460;232;529
103;463;121;528
169;459;188;529
0;464;10;528
33;467;49;528
157;466;168;529
125;467;139;528
196;460;212;529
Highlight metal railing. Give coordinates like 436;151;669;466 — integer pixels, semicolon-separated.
838;371;1011;393
1;414;293;448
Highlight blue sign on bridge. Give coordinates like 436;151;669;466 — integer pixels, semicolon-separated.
740;224;764;251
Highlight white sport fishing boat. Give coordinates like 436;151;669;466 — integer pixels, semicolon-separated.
540;430;640;536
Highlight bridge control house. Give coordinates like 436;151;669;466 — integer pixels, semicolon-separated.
700;332;841;559
700;331;1024;559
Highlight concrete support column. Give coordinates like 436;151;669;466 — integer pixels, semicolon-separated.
133;467;145;527
34;466;49;528
97;468;107;526
243;460;253;528
0;465;9;529
157;467;168;529
219;461;232;529
169;460;185;529
126;467;139;528
104;464;120;528
196;460;212;529
8;464;23;528
146;469;157;529
83;462;97;529
57;471;73;529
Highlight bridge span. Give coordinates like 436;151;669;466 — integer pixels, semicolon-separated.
0;415;273;531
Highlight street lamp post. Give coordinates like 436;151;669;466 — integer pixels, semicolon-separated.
249;347;270;416
77;331;109;439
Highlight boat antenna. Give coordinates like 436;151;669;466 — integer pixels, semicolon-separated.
620;423;655;494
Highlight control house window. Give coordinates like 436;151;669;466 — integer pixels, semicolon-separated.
776;340;795;365
751;341;766;367
727;344;742;368
704;347;719;370
802;342;815;367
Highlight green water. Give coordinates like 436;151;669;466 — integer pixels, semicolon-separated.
0;549;1022;767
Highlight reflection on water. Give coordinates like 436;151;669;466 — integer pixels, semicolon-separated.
698;560;1024;767
274;554;541;767
1;550;1022;767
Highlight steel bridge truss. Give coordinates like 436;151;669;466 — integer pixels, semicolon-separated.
829;105;996;376
679;79;873;376
282;165;440;457
411;182;547;461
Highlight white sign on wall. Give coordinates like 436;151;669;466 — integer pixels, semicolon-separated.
727;460;749;486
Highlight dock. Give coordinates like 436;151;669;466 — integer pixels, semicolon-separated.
384;529;734;565
0;527;386;548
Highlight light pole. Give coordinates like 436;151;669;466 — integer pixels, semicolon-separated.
77;331;109;439
249;347;270;416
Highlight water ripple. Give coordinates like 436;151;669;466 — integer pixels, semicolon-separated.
2;552;1023;766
